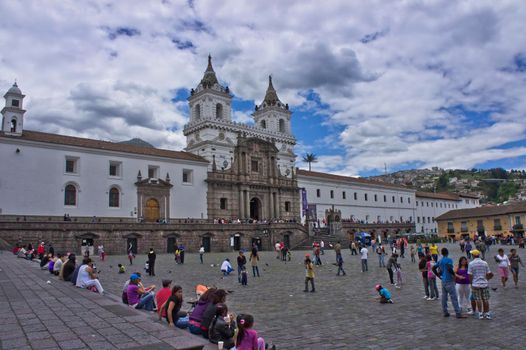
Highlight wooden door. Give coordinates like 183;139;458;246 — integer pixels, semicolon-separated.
145;198;160;222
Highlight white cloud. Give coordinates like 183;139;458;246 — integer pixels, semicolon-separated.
1;1;525;174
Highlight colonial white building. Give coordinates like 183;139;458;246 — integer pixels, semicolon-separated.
415;192;480;234
297;170;417;226
0;56;480;234
0;83;209;221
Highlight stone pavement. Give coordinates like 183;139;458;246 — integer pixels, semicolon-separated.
0;251;209;350
2;244;526;349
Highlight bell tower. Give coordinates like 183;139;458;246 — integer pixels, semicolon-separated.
1;82;26;136
188;55;232;123
253;76;291;134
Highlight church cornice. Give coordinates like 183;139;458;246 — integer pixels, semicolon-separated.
183;119;296;144
188;87;232;102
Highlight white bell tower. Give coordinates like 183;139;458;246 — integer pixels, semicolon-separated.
1;82;26;136
188;55;232;123
253;76;291;134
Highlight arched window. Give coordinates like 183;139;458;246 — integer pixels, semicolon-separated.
195;104;201;120
10;118;17;132
64;184;77;206
261;120;266;129
279;119;285;132
109;187;120;208
216;103;223;119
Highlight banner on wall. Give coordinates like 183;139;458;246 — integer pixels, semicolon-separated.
301;188;308;215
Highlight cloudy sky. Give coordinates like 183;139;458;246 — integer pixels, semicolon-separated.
1;0;525;176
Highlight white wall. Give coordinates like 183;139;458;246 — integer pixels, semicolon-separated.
0;139;208;219
298;176;416;226
415;196;479;233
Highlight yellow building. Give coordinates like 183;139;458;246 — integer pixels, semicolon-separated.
435;202;526;240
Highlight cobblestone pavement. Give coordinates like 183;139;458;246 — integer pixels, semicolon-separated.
2;244;525;349
95;243;525;349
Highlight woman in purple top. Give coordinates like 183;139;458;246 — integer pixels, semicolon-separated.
127;274;155;311
188;288;216;335
455;257;471;312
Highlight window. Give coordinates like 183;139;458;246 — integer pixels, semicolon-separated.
461;221;468;232
148;165;159;178
364;193;368;201
408;198;411;204
365;215;370;223
384;195;387;202
182;169;193;184
431;202;434;207
109;187;120;207
374;194;378;202
10;118;17;132
220;198;228;210
477;220;484;228
316;189;321;198
109;161;122;177
409;216;412;222
400;216;403;222
515;216;522;225
285;201;291;212
279;119;285;132
261;120;266;129
251;160;259;173
416;201;419;206
417;217;420;223
65;157;78;174
194;104;201;120
11;99;19;107
342;191;346;200
494;218;502;230
330;190;334;199
447;222;454;233
216;103;223;119
64;184;77;206
392;196;395;203
354;192;357;200
377;215;381;222
428;217;431;224
426;202;429;207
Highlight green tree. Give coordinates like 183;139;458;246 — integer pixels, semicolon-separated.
436;173;449;191
497;182;519;203
302;153;318;172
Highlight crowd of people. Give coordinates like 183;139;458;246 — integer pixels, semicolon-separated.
12;242;276;350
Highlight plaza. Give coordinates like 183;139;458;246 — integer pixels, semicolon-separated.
2;243;524;349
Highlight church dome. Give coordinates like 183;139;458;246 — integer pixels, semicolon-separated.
7;82;22;95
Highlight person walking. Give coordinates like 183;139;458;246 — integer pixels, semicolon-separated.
127;243;134;265
468;249;493;319
199;245;205;264
465;240;473;259
147;248;156;276
360;245;368;272
410;245;416;263
455;256;470;312
98;244;105;261
320;240;325;255
430;243;439;262
418;254;430;299
249;248;260;277
386;254;398;285
334;241;342;263
509;248;524;288
351;241;358;255
237;251;247;283
432;248;466;318
304;254;315;292
336;253;346;276
495;248;510;288
376;244;386;267
426;255;439;300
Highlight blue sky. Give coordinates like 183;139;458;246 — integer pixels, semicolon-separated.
1;1;526;177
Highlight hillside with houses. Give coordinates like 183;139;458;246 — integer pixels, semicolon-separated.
369;167;526;204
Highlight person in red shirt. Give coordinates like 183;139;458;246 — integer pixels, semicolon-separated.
156;279;173;320
37;242;45;260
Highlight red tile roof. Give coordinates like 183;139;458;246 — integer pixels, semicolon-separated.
0;130;208;163
416;191;461;201
436;202;526;221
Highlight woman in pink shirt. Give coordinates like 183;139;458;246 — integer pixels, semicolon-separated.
235;314;274;350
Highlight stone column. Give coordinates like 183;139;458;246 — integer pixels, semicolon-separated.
275;191;281;218
239;190;244;218
269;190;274;220
245;190;250;219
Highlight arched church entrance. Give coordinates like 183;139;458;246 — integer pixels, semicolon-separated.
250;197;261;221
145;198;160;222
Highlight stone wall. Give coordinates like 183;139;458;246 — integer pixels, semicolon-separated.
0;221;308;255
